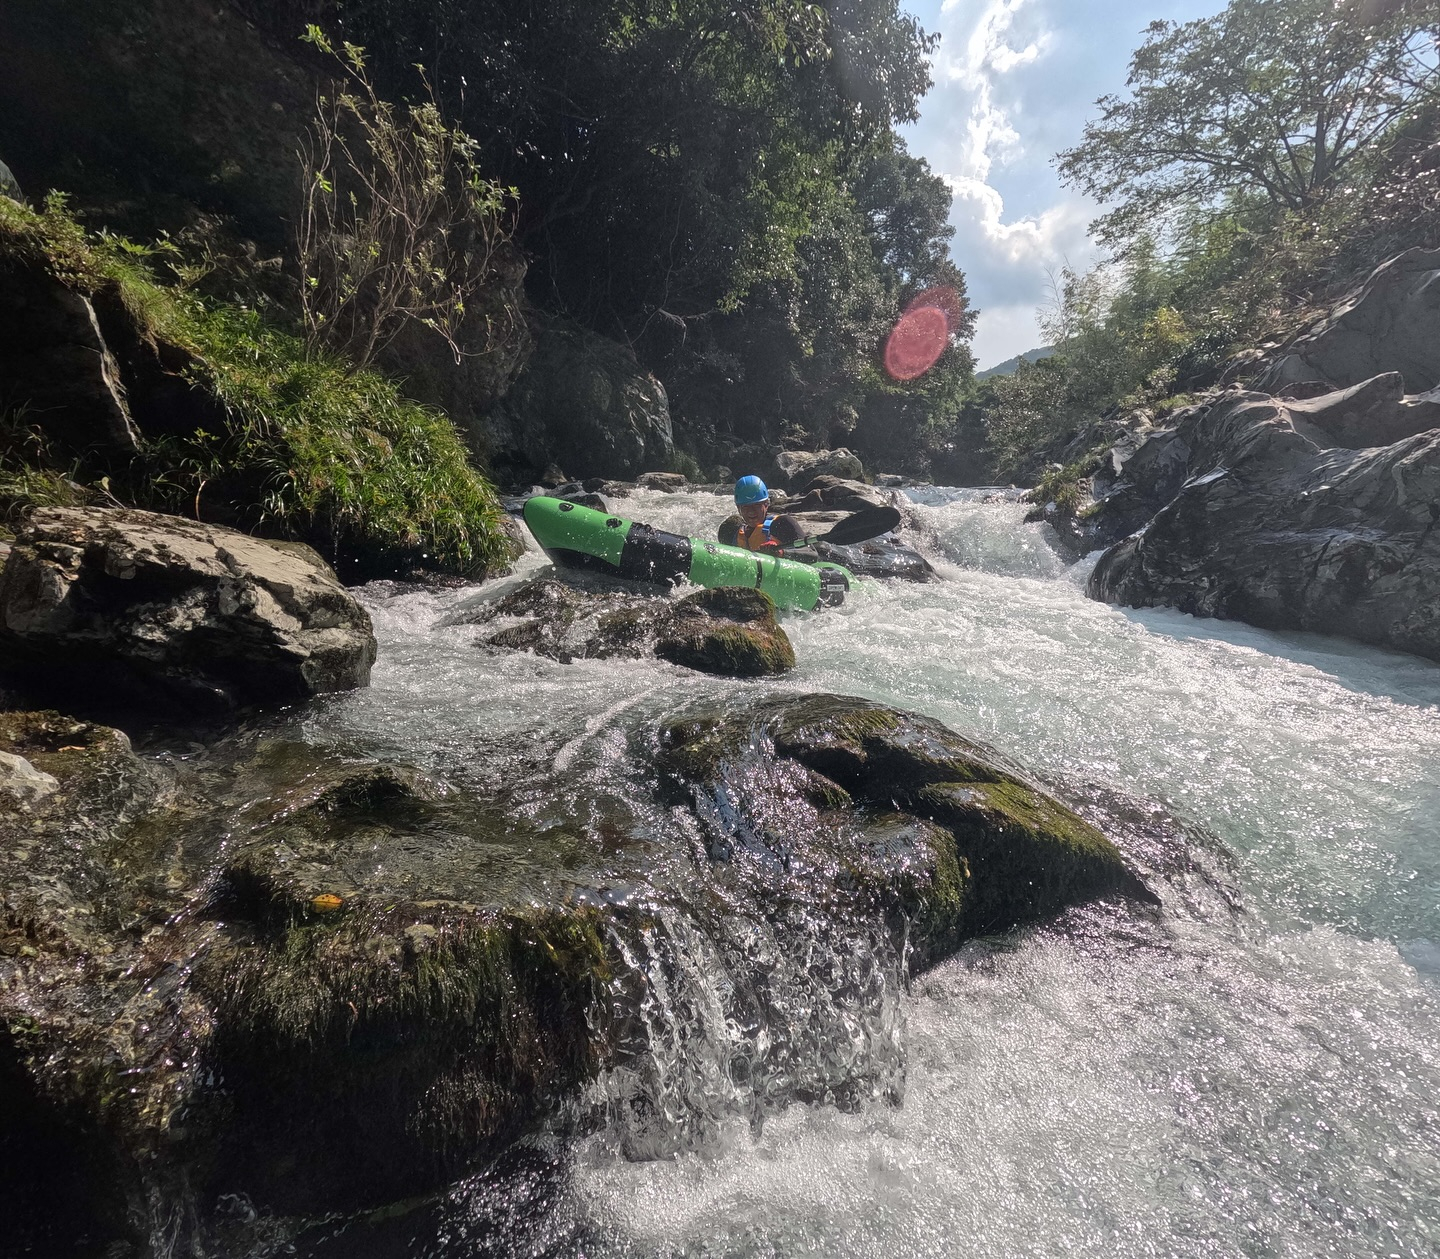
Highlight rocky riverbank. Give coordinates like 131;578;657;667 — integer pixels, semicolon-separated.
1033;248;1440;664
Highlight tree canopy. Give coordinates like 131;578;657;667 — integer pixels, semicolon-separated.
1059;0;1440;245
251;0;973;468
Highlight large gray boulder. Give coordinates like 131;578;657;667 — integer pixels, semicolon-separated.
785;474;888;513
1254;248;1440;392
1087;387;1440;662
0;506;376;710
489;325;673;479
774;447;864;489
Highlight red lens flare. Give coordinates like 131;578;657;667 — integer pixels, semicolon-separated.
883;286;962;381
883;305;949;381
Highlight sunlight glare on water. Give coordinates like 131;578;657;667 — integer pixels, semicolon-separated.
333;487;1440;1259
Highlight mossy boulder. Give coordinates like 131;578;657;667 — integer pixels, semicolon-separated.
0;711;185;1256
0;695;1189;1251
659;695;1152;959
0;727;622;1246
655;587;795;676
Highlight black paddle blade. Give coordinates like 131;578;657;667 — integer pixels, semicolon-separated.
818;504;902;546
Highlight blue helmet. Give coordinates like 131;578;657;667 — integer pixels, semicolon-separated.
734;475;769;506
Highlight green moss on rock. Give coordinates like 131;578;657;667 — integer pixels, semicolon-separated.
194;901;611;1211
659;694;1147;953
655;587;795;676
0;195;513;579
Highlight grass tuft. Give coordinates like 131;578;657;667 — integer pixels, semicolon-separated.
0;194;513;576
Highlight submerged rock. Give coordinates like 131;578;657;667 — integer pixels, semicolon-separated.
813;536;936;582
471;577;795;676
0;505;377;712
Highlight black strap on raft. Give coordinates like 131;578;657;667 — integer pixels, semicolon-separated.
617;523;692;586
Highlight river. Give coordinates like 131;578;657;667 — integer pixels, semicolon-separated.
294;486;1440;1259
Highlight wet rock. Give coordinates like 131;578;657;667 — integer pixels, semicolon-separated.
637;471;689;492
560;491;612;512
655;587;795;676
190;744;610;1214
0;749;58;806
0;710;178;1252
774;447;864;490
470;577;794;676
814;537;935;582
0;505;377;712
0;687;1205;1251
787;475;888;513
490;324;674;480
659;695;1154;964
0;726;613;1245
1087;389;1440;661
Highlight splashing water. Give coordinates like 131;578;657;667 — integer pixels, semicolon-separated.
295;487;1440;1258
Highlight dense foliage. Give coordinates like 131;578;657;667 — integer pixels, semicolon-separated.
983;0;1440;482
245;0;975;471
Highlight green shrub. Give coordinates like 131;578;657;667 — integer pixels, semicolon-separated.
1025;456;1100;517
0;195;512;576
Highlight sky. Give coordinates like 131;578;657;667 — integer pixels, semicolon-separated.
900;0;1225;370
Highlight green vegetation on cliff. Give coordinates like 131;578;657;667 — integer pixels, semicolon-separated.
979;0;1440;481
0;195;512;575
0;0;978;482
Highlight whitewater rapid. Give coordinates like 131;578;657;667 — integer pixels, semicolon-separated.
316;487;1440;1258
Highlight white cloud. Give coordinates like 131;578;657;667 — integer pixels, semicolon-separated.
935;0;1050;183
970;301;1049;371
943;175;1093;269
906;0;1096;365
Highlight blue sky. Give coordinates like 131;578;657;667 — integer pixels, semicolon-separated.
900;0;1226;369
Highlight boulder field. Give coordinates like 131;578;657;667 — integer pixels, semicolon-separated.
1;690;1197;1253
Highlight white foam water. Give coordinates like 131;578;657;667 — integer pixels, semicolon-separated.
324;487;1440;1258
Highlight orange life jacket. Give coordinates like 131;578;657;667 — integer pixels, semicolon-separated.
736;517;777;552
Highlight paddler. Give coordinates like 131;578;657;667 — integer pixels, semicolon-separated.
718;476;814;558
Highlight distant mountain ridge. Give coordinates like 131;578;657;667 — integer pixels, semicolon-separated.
977;346;1055;379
